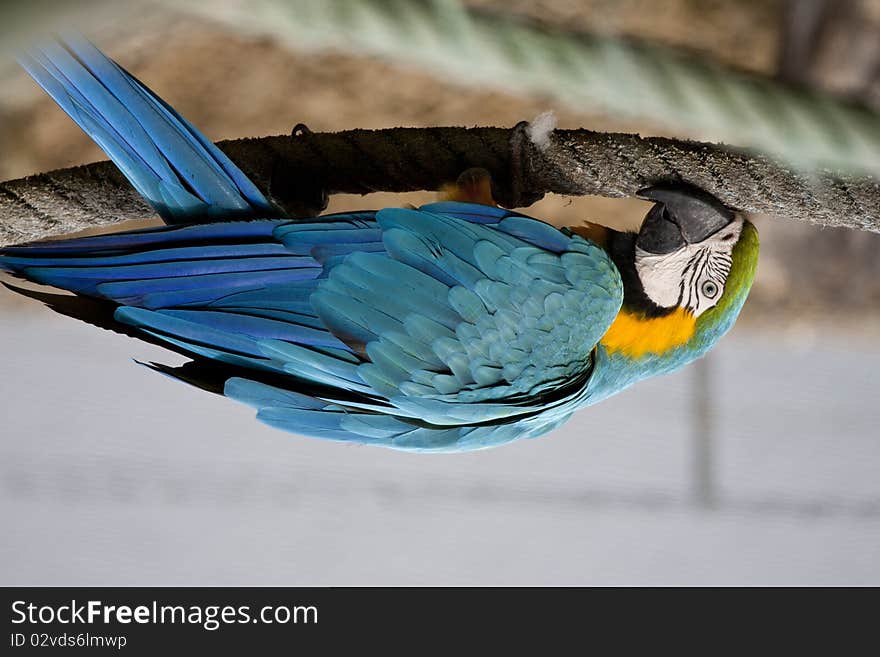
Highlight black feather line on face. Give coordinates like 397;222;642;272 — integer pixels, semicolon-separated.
607;232;676;318
682;250;704;310
686;250;711;312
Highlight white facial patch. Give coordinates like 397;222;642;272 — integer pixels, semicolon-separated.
634;215;744;317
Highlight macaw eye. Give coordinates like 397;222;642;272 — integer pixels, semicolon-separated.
701;280;719;298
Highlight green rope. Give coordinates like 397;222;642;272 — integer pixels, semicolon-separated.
173;0;880;175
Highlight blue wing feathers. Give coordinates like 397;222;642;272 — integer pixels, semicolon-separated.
24;255;312;283
1;220;284;256
496;216;572;252
96;268;320;305
158;309;348;348
0;104;619;452
0;242;293;268
310;289;405;348
116;306;268;358
418;201;511;223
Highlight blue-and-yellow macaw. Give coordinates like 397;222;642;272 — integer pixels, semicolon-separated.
0;37;758;452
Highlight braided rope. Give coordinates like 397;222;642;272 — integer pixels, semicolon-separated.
2;126;878;246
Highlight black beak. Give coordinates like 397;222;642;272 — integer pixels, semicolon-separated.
635;185;735;255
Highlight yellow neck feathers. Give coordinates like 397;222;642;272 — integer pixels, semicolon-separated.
600;307;696;359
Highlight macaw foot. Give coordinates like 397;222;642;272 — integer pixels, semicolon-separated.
440;167;498;206
266;123;329;217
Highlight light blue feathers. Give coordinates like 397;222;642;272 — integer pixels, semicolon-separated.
2;200;623;450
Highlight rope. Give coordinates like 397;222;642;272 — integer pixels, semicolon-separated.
170;0;880;176
2;125;878;246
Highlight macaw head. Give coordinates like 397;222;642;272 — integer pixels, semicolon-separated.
600;184;759;376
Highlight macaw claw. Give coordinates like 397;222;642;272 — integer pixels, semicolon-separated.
265;122;329;217
441;167;499;206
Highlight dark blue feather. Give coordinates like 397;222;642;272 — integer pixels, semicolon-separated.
98;269;320;305
0;242;293;268
1;220;286;256
115;306;266;358
159;309;347;348
496;216;571;252
419;201;511;223
24;255;312;281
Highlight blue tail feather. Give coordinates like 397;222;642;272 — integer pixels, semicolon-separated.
19;35;275;223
